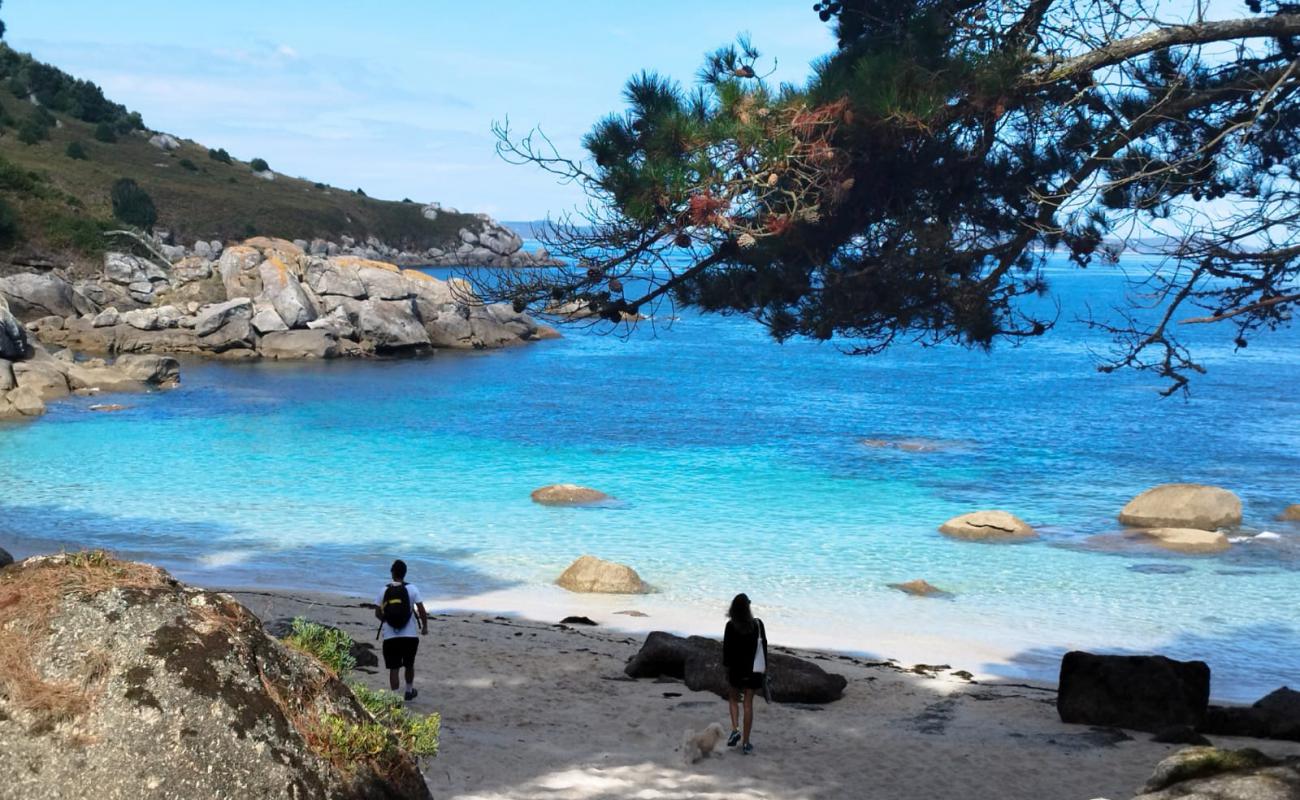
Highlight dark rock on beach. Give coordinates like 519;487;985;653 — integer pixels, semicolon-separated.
0;553;431;800
1202;687;1300;741
560;616;598;626
0;546;11;568
1057;651;1210;733
625;631;848;704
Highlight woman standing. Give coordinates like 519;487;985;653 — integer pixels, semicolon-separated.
722;593;768;755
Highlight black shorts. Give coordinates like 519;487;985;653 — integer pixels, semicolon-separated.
728;671;765;691
382;636;420;670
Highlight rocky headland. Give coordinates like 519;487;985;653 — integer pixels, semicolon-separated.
0;234;564;419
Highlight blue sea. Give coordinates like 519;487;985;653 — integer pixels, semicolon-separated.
1;254;1297;701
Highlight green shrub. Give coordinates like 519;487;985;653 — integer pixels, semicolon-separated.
0;157;38;192
43;214;108;255
178;158;198;172
284;617;356;674
348;683;441;757
65;141;88;160
109;177;157;230
208;147;231;164
314;182;327;189
17;115;48;145
355;188;366;196
0;197;18;247
250;157;269;172
93;122;117;143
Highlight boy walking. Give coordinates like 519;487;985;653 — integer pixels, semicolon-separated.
375;559;429;701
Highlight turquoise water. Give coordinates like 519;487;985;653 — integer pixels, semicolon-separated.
1;255;1297;700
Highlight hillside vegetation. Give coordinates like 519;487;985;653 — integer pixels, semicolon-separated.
0;43;477;269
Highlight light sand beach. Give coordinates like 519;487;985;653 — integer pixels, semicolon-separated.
226;587;1300;800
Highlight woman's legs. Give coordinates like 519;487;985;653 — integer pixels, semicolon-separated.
742;687;755;744
728;688;740;731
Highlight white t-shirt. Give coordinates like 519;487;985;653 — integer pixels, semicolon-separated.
375;582;424;639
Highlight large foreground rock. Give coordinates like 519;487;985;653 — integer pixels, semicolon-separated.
1133;747;1298;800
1202;687;1300;741
555;555;649;594
625;631;848;704
0;296;31;360
1057;651;1210;732
1119;484;1242;531
0;553;432;800
938;510;1036;541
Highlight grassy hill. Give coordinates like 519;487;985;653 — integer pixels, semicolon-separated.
0;43;479;269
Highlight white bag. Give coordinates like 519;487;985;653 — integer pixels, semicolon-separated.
753;624;767;673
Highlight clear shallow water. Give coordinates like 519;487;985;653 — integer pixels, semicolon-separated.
1;255;1298;701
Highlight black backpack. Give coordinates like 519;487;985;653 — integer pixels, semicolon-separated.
381;582;412;630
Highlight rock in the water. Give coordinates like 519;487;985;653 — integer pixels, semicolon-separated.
559;616;598;626
1202;687;1300;741
556;555;648;594
625;631;848;704
1132;527;1230;554
1119;484;1242;531
13;359;70;400
1136;747;1289;798
7;385;46;416
1279;504;1300;521
887;579;950;597
0;554;432;800
531;484;610;506
1057;651;1210;732
259;330;339;360
938;510;1036;541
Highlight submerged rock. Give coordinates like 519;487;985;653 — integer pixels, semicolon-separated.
531;484;611;506
887;579;951;597
1279;504;1300;521
1057;651;1210;733
1119;484;1242;531
0;553;432;800
556;555;648;594
1132;527;1230;554
938;510;1036;541
625;631;848;704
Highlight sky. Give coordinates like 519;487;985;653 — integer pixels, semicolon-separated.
3;1;836;220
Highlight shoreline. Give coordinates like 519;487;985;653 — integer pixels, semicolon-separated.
220;583;1300;800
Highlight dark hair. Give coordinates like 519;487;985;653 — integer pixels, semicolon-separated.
727;593;754;630
391;559;407;580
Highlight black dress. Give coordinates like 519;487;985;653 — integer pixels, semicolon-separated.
723;619;768;690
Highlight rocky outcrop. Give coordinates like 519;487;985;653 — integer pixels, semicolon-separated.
0;336;178;420
1;295;32;360
556;555;649;594
33;238;558;363
1119;484;1242;531
1202;687;1300;741
1057;651;1210;732
938;510;1036;541
1279;504;1300;521
0;272;98;319
531;484;611;506
625;631;848;704
1131;527;1230;554
0;553;432;800
1133;747;1298;800
887;579;950;597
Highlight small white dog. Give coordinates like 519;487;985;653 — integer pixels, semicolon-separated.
681;722;727;765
